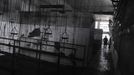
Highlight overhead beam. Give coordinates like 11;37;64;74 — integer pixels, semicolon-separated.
39;5;65;8
111;0;119;1
92;12;114;15
103;32;110;34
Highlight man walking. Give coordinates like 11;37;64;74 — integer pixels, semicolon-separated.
103;36;108;48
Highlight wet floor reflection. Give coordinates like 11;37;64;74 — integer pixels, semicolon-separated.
98;46;110;71
89;45;114;75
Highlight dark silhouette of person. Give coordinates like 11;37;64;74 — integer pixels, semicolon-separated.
103;36;108;47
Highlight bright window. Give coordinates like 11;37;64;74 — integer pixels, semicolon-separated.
95;21;99;29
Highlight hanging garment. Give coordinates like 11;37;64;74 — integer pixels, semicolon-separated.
28;28;41;37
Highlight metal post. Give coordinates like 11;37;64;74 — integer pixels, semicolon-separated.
18;39;21;54
54;42;61;75
11;39;16;75
38;40;42;75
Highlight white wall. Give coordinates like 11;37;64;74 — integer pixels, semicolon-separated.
0;12;94;66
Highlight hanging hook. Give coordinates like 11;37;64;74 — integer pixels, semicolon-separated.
11;26;18;35
60;15;69;42
43;25;52;35
61;32;69;40
42;24;53;41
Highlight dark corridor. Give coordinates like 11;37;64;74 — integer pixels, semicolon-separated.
0;45;115;75
0;0;134;75
89;45;115;75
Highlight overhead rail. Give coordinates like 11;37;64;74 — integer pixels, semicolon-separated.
39;4;72;14
39;5;65;9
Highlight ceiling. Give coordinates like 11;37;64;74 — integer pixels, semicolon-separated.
65;0;113;12
94;14;113;21
33;0;114;21
0;0;113;13
0;0;113;23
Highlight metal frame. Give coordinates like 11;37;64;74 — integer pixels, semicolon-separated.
0;36;86;75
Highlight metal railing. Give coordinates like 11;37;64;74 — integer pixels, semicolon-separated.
0;36;86;75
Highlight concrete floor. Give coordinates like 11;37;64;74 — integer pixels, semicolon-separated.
0;45;117;75
88;45;115;75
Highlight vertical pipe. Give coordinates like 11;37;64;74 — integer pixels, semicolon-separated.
28;0;31;12
54;42;60;75
37;39;42;75
18;10;22;54
37;5;42;75
18;39;20;54
56;0;60;74
83;47;86;67
57;47;60;75
11;39;16;75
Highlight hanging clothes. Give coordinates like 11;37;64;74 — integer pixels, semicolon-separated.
28;28;41;37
